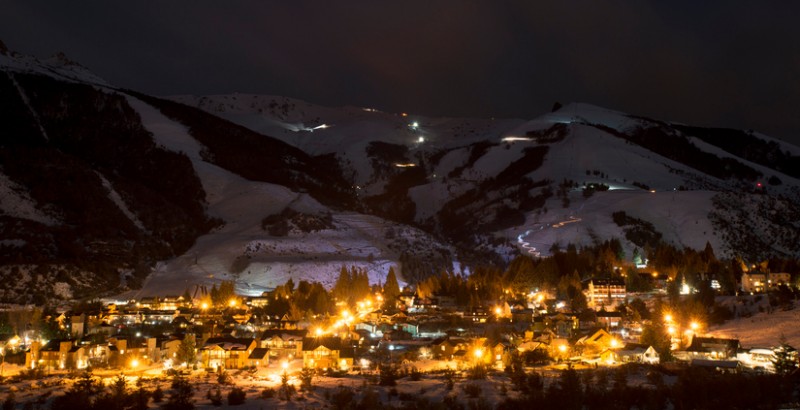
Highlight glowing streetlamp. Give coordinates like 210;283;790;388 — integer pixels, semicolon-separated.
664;314;673;323
281;360;289;375
690;322;699;331
228;299;237;308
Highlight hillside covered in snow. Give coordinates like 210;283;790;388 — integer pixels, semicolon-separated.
1;46;799;302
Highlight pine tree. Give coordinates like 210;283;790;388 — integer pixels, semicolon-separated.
176;336;197;366
164;375;194;410
333;266;352;303
383;267;401;309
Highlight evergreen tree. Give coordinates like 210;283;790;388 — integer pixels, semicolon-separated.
333;266;352;303
131;378;150;410
176;336;197;366
164;375;195;410
383;267;401;309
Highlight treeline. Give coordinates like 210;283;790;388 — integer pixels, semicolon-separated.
498;364;794;410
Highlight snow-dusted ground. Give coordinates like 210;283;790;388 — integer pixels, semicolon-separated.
508;189;721;259
112;97;457;299
0;170;58;226
708;303;800;349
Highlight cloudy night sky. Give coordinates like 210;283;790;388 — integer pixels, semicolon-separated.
3;1;800;145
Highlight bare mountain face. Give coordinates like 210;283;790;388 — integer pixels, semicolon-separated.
1;48;799;303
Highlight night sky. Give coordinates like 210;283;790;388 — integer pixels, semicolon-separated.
3;1;800;145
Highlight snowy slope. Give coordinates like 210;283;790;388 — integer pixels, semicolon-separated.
174;96;800;263
119;96;455;297
0;170;59;226
708;302;800;348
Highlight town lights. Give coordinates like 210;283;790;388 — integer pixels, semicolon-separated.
558;344;567;353
281;360;289;373
315;328;323;337
690;322;699;331
228;299;237;308
474;348;484;359
664;314;673;323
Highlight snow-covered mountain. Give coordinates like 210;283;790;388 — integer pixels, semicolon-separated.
1;45;799;302
173;94;800;262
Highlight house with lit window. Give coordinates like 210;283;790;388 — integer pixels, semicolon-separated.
741;272;792;293
199;337;257;370
301;337;354;371
585;278;626;308
247;347;269;368
612;343;660;364
260;329;307;360
27;339;77;371
675;337;741;361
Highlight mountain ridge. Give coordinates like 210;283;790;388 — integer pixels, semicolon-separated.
1;48;799;303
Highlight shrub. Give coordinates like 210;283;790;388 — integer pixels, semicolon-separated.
217;371;233;385
409;366;422;381
463;383;482;399
227;387;246;405
152;386;164;403
207;387;222;406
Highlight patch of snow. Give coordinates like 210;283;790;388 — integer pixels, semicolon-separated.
709;303;800;349
0;170;59;225
95;171;147;232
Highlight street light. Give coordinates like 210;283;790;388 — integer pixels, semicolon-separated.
474;348;484;364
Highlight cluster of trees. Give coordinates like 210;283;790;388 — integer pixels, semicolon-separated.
47;372;172;410
499;364;794;410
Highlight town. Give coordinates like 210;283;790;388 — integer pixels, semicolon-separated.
1;256;798;409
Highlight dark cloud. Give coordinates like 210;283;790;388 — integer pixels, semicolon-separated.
2;1;799;145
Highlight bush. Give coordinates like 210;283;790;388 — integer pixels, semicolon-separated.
467;364;488;380
152;386;164;403
260;388;275;399
227;387;246;405
207;387;223;406
463;383;482;398
379;363;398;386
329;386;355;410
217;371;233;385
409;366;422;381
